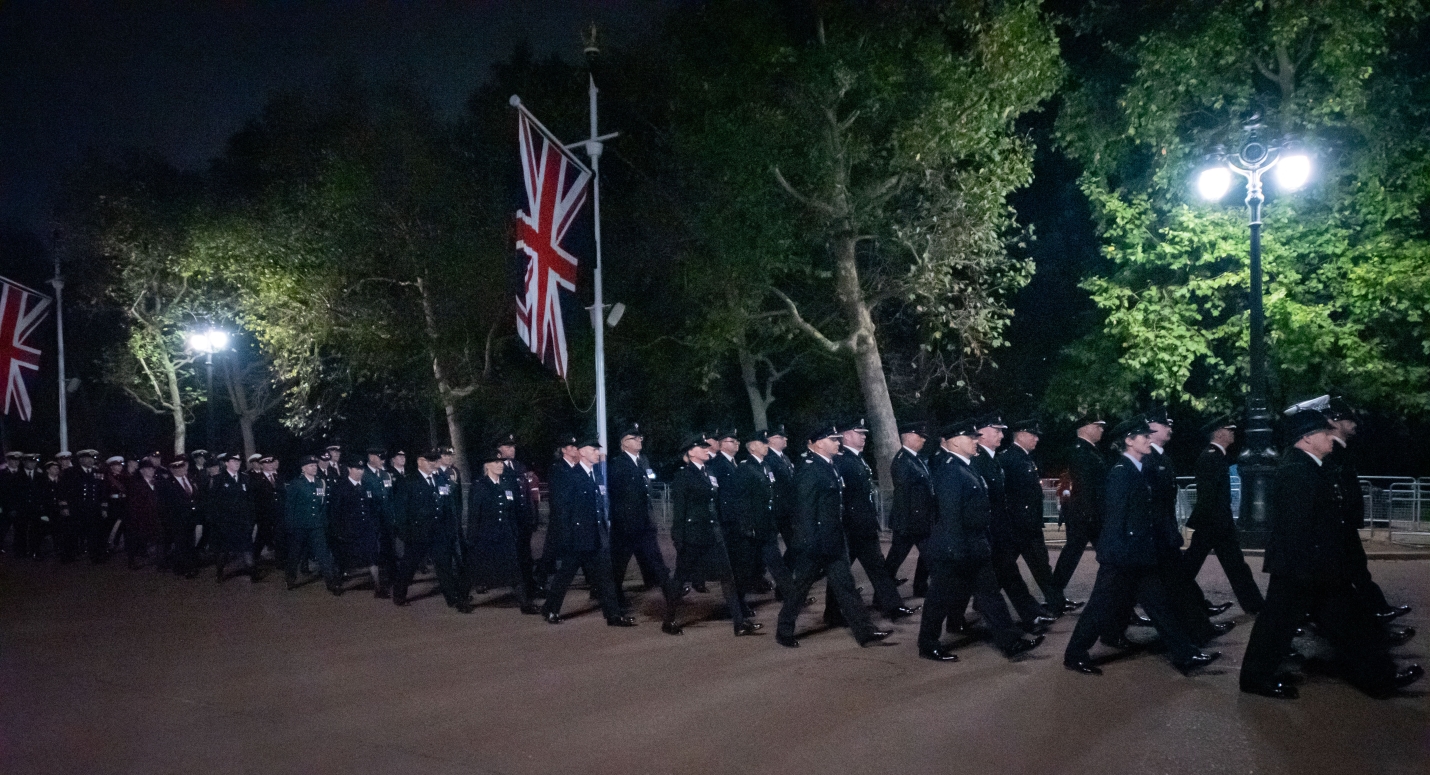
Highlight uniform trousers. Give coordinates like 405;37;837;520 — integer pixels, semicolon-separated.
78;508;108;562
778;552;875;642
884;532;929;594
517;522;538;592
920;560;1026;651
753;534;795;597
1184;527;1265;612
990;545;1051;622
1065;563;1198;663
668;541;746;629
1012;525;1063;608
1242;573;1397;694
394;536;467;605
1343;532;1391;613
1050;521;1098;592
544;548;623;620
610;528;678;610
827;532;902;619
285;527;338;585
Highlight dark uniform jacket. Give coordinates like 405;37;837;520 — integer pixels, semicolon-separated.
159;475;202;531
670;462;724;549
285;475;329;532
889;447;934;537
398;470;460;544
834;447;881;541
766;449;796;526
205;470;254;551
999;443;1044;533
58;465;106;519
1063;438;1108;533
730;456;779;540
330;476;378;545
1264;448;1347;582
0;466;22;517
929;454;992;566
7;468;45;522
708;453;740;531
499;458;538;531
970;447;1014;551
545;463;606;554
608;451;657;538
468;474;523;584
1187;444;1234;535
1097;455;1172;569
792;453;847;559
361;465;397;530
1325;441;1364;529
125;475;163;542
1143;446;1182;552
251;470;284;530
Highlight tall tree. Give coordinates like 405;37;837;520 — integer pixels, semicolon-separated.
1051;0;1430;416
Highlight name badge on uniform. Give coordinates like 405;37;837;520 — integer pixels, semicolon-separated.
767;471;775;482
438;485;451;496
316;484;325;497
646;469;656;480
504;490;514;500
708;475;719;488
598;485;607;496
383;479;392;489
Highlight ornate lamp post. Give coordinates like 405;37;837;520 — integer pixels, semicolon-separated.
1196;123;1311;545
186;328;231;452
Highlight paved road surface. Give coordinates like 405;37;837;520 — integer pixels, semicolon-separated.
2;546;1425;774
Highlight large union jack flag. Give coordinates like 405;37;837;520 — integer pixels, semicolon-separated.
0;277;51;421
514;107;591;380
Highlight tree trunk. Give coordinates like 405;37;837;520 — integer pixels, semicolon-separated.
737;346;772;431
238;416;257;461
164;357;186;456
416;276;471;499
831;232;898;492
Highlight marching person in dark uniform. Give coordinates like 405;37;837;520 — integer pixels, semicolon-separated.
285;455;343;596
885;422;933;598
1;450;25;554
1049;413;1106;611
1240;406;1422;699
775;426;891;648
1184;416;1265;613
387;450;409;482
466;449;540;614
919;420;1044;662
1323;397;1413;627
361;448;397;599
496;434;542;596
764;425;797;552
832;419;916;624
437;446;464;518
730;430;795;599
58;449;108;563
124;459;163;568
541;439;634;626
970;413;1056;631
251;455;285;570
102;456;129;555
12;454;45;559
158;458;202;578
1064;418;1218;676
711;428;762;602
207;453;258;583
1000;418;1065;613
667;434;759;636
189;450;210;490
35;459;64;559
393;450;471;611
320;446;343;486
540;436;583;590
331;458;383;594
607;423;679;614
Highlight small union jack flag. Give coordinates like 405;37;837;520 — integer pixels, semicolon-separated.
514;107;591;380
0;277;51;421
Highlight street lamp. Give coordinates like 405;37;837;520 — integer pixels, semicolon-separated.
186;328;231;452
1196;123;1311;545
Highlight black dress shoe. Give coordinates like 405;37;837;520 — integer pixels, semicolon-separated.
328;584;345;597
735;621;762;636
919;646;959;662
1211;621;1236;636
692;581;709;593
1387;626;1416;646
776;633;799;648
1393;663;1424;689
859;630;894;646
393;596;410;607
887;605;920;620
1004;635;1044;658
1064;657;1102;675
1377;605;1412;621
1129;612;1154;627
662;621;684;635
1060;600;1085;613
1241;679;1299;699
520;603;541;615
544;612;563;624
1174;651;1222;675
1205;601;1234;616
607;616;638;627
1100;635;1137;651
453;601;475;614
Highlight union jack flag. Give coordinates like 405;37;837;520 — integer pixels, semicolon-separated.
0;277;51;421
514;106;591;380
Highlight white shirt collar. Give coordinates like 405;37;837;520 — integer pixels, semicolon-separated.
952;452;972;465
348;476;363;486
1301;448;1324;466
626;450;642;465
722;451;736;463
813;451;834;464
1014;441;1032;454
901;445;921;457
1210;442;1227;455
580;461;594;475
979;444;996;457
1122;452;1143;471
1150;442;1164;454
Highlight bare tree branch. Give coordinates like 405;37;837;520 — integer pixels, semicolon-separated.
770;287;854;352
773;167;839;217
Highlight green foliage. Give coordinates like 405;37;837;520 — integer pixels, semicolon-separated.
1052;0;1430;417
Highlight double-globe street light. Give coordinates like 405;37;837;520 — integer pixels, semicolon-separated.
1195;124;1312;545
186;328;231;453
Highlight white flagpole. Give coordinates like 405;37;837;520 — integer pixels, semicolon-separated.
48;256;69;453
584;75;609;483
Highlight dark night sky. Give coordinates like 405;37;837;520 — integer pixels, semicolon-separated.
0;0;661;231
